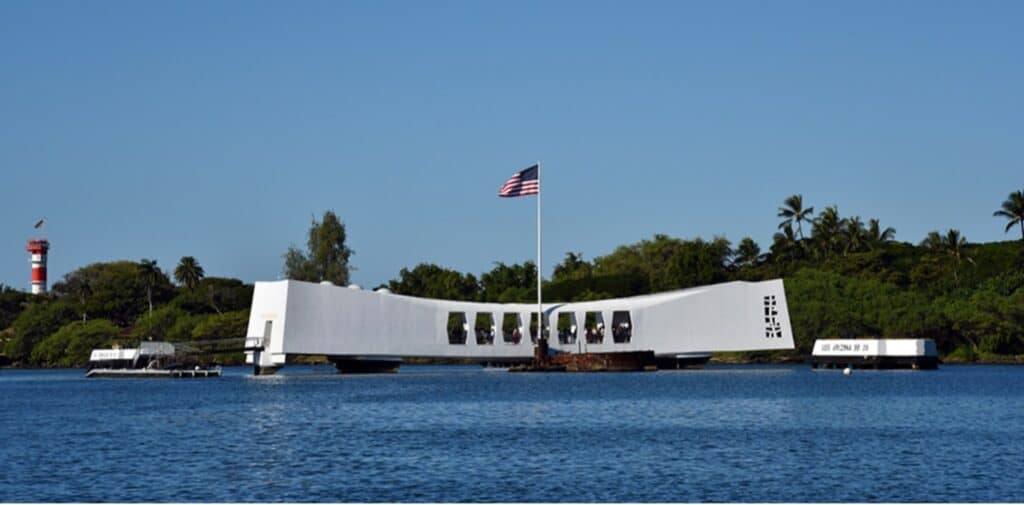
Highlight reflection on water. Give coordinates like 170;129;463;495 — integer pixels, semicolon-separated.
0;365;1022;502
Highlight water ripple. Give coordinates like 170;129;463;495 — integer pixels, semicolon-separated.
0;365;1021;502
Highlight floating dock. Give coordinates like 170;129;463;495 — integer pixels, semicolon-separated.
85;367;222;378
810;339;938;370
86;342;223;378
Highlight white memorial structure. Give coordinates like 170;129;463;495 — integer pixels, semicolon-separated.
245;278;794;374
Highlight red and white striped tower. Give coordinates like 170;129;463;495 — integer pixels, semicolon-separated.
26;239;50;295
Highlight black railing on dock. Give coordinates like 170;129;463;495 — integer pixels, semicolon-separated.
170;337;263;355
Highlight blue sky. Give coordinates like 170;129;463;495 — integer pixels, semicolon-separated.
1;0;1021;290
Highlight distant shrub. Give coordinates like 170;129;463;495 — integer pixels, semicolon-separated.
191;310;250;341
130;306;187;342
30;319;120;367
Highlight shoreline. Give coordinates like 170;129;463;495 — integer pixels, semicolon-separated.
4;356;1023;370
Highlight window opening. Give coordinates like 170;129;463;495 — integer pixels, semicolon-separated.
612;311;632;343
475;313;495;345
556;312;577;345
263;320;273;348
584;312;604;344
502;313;522;344
447;312;467;345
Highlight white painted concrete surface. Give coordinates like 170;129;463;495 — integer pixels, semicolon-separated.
246;279;795;369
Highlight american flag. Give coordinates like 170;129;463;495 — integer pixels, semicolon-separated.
498;164;539;197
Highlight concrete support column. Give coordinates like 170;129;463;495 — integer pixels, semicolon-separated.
603;310;613;346
576;311;587;353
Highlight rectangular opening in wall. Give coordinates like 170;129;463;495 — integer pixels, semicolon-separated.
502;313;522;344
447;312;467;345
262;320;273;349
584;312;604;344
556;312;577;345
475;313;495;345
612;311;632;343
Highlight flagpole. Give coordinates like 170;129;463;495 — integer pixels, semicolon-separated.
536;160;543;343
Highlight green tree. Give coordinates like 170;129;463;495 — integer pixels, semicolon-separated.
283;211;354;285
866;218;896;249
139;259;160;317
993;189;1024;242
943;293;1012;354
778;194;814;239
130;306;188;342
174;256;205;290
909;254;949;291
921;231;944;251
665;237;732;289
51;261;174;327
841;216;867;255
30;319;120;367
811;206;843;258
920;229;975;285
191;310;251;341
171;277;254;315
587;234;732;294
770;223;802;262
3;300;76;363
167;313;204;342
0;284;30;330
480;261;537;302
388;263;479;301
591;242;649;294
783;269;863;352
63;276;92;323
781;268;946;351
551;253;591;282
734;237;762;267
942;229;970;262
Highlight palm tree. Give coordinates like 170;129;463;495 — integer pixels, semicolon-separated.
77;280;91;323
921;230;974;283
66;277;91;322
866;219;896;249
993;189;1024;242
921;230;944;251
139;259;159;317
812;206;842;258
942;229;970;261
944;229;974;283
771;223;800;261
841;216;867;255
734;237;762;267
174;256;205;290
777;194;814;239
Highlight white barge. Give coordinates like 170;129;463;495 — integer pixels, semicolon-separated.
810;339;939;370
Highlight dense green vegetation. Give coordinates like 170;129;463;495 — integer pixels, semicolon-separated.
3;194;1023;367
0;210;358;368
0;258;253;368
0;210;357;367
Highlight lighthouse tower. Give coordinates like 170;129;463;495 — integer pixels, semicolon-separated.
26;239;50;295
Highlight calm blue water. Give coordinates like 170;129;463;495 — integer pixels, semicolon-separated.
0;364;1022;502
